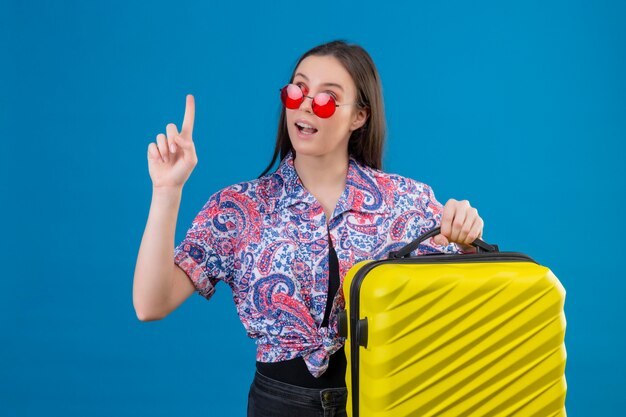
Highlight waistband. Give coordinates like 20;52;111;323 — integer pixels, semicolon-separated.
252;370;347;409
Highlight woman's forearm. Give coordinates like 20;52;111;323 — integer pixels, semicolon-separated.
132;186;183;320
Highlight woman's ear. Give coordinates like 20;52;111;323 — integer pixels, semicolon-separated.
350;108;370;131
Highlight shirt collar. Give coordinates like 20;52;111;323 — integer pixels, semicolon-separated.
272;149;388;216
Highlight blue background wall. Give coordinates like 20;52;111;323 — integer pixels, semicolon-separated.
2;0;624;415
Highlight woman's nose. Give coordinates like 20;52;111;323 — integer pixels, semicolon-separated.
299;95;314;114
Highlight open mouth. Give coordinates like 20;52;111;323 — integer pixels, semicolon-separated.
295;121;318;135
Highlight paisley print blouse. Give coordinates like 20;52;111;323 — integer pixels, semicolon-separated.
173;149;461;377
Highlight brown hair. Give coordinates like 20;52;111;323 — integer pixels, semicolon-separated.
258;40;386;178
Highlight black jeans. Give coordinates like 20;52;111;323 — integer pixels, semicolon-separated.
247;371;348;417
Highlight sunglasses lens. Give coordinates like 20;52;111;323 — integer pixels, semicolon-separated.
280;84;303;109
312;93;336;118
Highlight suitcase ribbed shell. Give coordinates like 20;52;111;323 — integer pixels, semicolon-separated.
343;257;567;417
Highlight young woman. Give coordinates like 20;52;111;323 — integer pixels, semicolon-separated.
133;40;484;417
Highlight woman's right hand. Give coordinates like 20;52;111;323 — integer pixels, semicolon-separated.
148;94;198;189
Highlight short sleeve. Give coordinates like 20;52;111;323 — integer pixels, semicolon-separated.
174;190;236;300
408;179;462;255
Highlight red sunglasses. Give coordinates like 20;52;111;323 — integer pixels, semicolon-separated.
279;83;355;118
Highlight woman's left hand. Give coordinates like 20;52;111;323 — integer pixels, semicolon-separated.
432;199;484;253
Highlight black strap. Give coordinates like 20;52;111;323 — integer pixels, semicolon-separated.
388;226;499;259
321;232;340;327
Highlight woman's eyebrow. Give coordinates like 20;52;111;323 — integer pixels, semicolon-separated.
294;72;344;92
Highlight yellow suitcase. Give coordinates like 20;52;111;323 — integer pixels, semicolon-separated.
339;227;567;417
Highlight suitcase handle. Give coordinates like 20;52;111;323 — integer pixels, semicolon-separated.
388;226;498;259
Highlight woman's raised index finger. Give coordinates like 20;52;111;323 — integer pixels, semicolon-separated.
181;94;195;136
